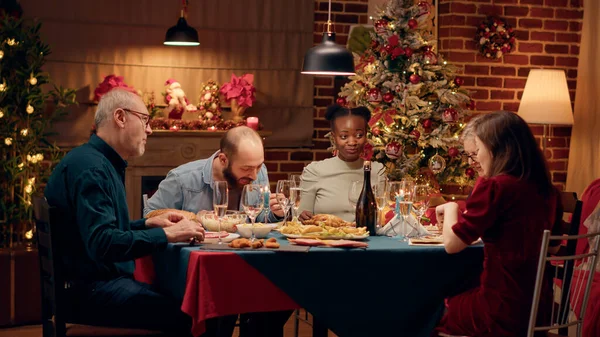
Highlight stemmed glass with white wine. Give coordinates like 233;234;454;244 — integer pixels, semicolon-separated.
289;174;302;222
413;185;431;230
276;180;293;227
373;180;387;228
213;181;229;245
348;180;362;222
241;184;264;242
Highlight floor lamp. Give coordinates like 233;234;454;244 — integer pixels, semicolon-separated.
518;69;574;156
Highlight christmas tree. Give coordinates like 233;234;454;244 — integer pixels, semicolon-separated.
339;0;475;186
0;14;76;247
197;79;223;123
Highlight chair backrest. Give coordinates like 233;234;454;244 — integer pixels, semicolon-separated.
527;230;600;337
33;195;67;337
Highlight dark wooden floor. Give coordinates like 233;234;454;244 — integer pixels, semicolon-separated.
0;310;337;337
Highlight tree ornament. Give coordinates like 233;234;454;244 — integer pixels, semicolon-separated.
454;77;464;86
28;73;37;85
385;141;402;159
383;92;394;103
367;88;382;105
0;83;6;92
468;100;476;110
26;104;34;114
375;19;388;34
465;167;476;178
372;126;381;136
0;50;3;59
20;128;28;136
336;97;347;106
409;129;420;141
422;119;432;129
442;108;459;122
408;19;418;29
409;74;421;84
423;51;437;64
428;154;446;174
404;47;413;58
4;137;12;145
448;147;460;157
0;110;3;118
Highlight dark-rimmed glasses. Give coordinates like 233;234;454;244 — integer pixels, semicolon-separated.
122;108;150;128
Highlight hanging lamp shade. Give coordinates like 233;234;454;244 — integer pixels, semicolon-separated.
301;32;355;76
164;14;199;46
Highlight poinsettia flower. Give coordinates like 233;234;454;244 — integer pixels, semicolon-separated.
219;73;256;107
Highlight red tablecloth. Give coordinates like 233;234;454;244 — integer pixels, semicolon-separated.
135;252;299;337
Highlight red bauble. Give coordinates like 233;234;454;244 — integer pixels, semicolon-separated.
385;141;402;159
454;77;464;86
466;167;476;178
410;130;420;141
422;119;432;129
448;147;460;157
383;44;394;55
372;127;381;136
409;74;421;84
367;88;382;104
404;47;414;58
423;51;438;65
383;92;394;103
442;107;459;122
336;97;346;106
408;19;418;29
375;19;388;33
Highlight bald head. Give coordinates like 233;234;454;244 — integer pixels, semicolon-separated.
95;89;144;130
220;126;263;159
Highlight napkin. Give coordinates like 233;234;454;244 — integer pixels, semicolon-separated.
376;214;430;237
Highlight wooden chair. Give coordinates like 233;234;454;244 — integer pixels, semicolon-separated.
32;196;167;337
528;230;600;337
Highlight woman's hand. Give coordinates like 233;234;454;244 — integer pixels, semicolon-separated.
270;193;286;218
299;210;313;222
435;204;447;228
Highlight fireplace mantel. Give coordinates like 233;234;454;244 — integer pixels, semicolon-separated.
126;130;271;220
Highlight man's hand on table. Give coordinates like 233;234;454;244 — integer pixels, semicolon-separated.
162;219;206;243
146;211;186;228
299;210;313;222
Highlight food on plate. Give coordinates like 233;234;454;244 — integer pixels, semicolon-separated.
265;241;280;249
289;238;327;246
199;212;244;233
280;221;368;239
409;235;444;244
251;240;263;249
145;209;198;222
302;214;354;228
289;238;368;248
301;225;324;234
229;238;252;248
266;237;277;243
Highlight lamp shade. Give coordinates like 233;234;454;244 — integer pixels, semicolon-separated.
164;17;199;46
518;69;573;125
301;32;355;76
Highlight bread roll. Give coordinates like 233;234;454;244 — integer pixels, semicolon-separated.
145;209;198;222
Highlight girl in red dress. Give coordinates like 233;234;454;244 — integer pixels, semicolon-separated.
434;111;564;337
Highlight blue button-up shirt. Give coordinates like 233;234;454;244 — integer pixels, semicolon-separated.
144;151;280;223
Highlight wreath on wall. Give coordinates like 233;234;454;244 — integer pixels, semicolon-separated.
475;16;516;60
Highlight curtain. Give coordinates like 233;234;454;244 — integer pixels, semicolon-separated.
21;0;314;147
566;0;600;196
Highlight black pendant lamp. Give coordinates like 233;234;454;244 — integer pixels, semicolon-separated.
164;1;200;47
301;0;355;76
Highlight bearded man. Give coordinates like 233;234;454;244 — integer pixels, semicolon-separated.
144;125;290;337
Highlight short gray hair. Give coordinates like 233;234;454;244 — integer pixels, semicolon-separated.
94;89;141;128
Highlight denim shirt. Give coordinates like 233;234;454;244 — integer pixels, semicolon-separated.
144;151;280;223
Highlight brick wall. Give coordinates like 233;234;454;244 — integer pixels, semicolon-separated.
265;0;369;190
438;0;583;191
265;0;583;192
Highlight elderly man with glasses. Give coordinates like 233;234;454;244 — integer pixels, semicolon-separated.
44;88;224;336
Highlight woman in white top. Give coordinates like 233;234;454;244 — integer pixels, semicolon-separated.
298;104;385;223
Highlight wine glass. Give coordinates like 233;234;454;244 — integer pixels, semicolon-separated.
241;184;264;242
413;185;431;229
289;175;302;222
348;180;362;221
276;180;293;227
388;180;416;240
373;181;387;228
213;181;229;245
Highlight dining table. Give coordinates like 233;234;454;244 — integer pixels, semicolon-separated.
135;232;484;337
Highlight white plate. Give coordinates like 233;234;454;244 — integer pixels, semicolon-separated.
282;233;369;241
202;233;240;244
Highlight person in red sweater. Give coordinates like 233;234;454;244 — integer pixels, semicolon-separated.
434;111;565;336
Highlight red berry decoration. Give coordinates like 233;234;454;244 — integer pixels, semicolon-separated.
410;130;420;141
408;19;418;29
404;47;413;57
383;92;394;103
409;74;421;84
454;77;464;86
372;127;381;136
465;167;476;178
448;147;459;157
422;119;432;129
336;97;346;106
